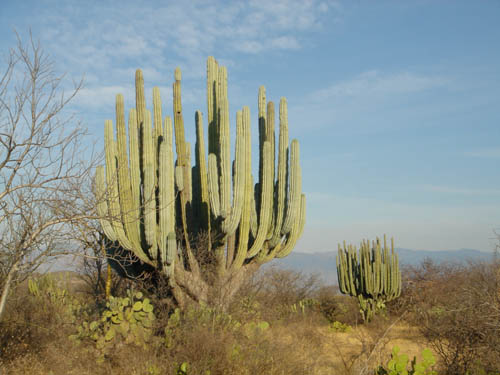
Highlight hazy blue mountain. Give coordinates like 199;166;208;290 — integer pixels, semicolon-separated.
269;248;495;285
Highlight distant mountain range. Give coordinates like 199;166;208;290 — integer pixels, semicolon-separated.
269;248;496;285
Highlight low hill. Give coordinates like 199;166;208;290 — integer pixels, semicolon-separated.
270;248;495;284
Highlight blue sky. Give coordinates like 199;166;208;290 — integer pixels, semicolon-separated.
1;0;499;252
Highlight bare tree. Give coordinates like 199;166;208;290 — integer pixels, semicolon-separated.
0;32;95;320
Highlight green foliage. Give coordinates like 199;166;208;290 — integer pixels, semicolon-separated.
329;321;352;333
375;346;437;375
70;289;155;360
177;362;189;375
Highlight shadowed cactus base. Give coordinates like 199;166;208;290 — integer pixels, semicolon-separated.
96;57;305;307
336;235;401;322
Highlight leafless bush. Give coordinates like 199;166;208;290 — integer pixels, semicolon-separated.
403;258;500;374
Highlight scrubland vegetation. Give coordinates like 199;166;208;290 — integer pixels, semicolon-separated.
1;33;499;375
1;257;499;374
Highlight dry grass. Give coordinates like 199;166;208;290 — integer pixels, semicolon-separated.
2;261;499;375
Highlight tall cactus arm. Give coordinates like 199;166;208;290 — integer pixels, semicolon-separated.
257;86;266;188
128;109;142;236
153;87;163;187
281;139;301;235
115;95;141;251
195;111;210;234
221;109;245;236
175;165;184;192
208;153;221;217
247;141;273;258
269;98;289;247
142;110;157;253
159;138;176;272
96;165;117;242
207;56;219;156
104;120;134;252
185;142;193;204
163;116;176;237
218;66;231;219
135;69;146;130
275;190;305;258
249;176;258;238
173;67;196;271
230;106;252;271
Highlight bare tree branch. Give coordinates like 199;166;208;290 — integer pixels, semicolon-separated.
0;31;96;320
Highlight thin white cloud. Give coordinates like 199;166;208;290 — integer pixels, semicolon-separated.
310;70;449;102
421;185;500;195
28;0;337;83
464;149;500;158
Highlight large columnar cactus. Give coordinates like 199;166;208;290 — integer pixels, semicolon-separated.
96;57;305;307
336;235;401;321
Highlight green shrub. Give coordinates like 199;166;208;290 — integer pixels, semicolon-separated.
329;320;352;333
70;289;155;360
375;346;437;375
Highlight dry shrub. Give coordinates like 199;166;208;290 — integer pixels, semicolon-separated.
0;283;75;361
401;258;500;375
229;267;324;321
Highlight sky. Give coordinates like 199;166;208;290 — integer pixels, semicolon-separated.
1;0;499;253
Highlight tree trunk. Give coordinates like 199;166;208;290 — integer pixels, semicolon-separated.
0;260;19;322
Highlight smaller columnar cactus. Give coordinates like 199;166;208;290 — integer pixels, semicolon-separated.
336;235;401;322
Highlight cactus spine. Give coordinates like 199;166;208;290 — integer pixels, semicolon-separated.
96;57;305;306
336;235;401;322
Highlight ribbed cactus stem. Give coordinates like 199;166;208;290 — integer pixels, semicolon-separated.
221;109;245;235
231;106;252;271
115;95;141;251
165;232;176;277
175;165;184;192
159;133;175;270
336;235;401;322
153;87;163;187
269;98;289;247
282;139;301;235
275;187;305;258
185;142;193;203
142;110;156;252
195;111;210;233
135;69;146;130
128;109;141;236
96;166;117;242
207;56;218;156
104;120;133;251
163;116;176;236
208;153;220;217
247;141;273;258
218;66;231;219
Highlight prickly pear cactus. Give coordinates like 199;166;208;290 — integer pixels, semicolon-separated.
375;346;437;375
71;290;155;360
